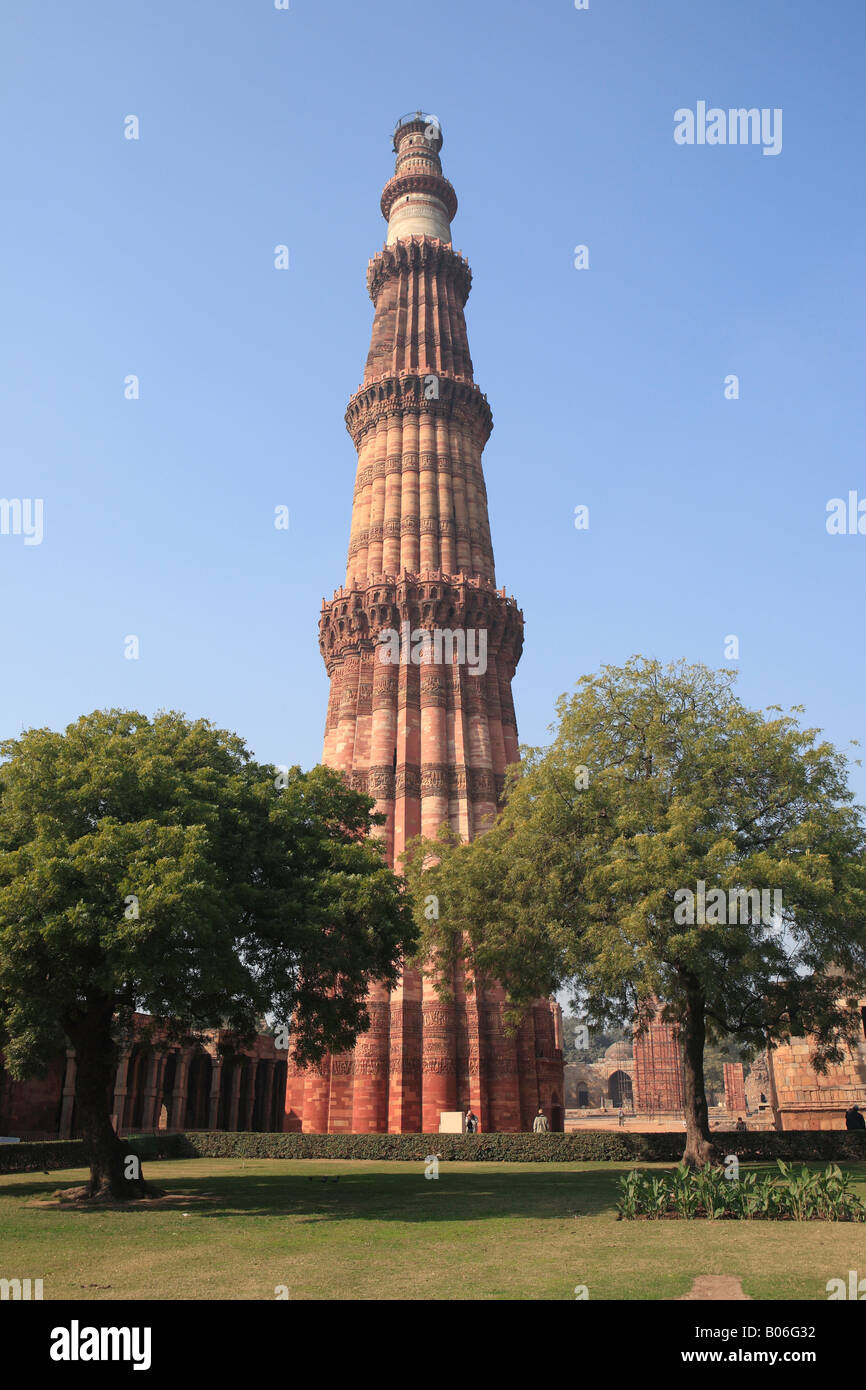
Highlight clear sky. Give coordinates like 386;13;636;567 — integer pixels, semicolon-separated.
3;0;864;805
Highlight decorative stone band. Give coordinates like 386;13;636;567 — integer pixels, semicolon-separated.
422;1057;457;1075
319;573;524;672
389;1055;422;1078
367;237;471;307
422;1005;455;1029
342;763;500;806
348;521;493;570
395;766;422;797
345;374;493;448
380;171;458;224
353;453;488;495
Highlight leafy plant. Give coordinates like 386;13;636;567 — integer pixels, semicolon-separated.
615;1159;866;1221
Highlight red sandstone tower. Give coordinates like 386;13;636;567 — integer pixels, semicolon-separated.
285;114;563;1134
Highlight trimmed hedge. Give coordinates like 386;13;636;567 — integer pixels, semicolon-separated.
175;1129;866;1165
2;1128;864;1174
0;1133;185;1175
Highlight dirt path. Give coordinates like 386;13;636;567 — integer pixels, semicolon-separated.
678;1275;751;1300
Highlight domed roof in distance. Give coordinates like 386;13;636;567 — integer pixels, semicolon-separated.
604;1040;633;1062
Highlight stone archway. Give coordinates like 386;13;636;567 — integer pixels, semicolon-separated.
608;1069;633;1107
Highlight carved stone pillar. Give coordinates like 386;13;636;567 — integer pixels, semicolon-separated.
169;1051;190;1130
59;1050;77;1139
112;1050;131;1133
207;1058;223;1131
387;995;422;1133
482;989;521;1132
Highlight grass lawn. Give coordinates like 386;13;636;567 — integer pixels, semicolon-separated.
1;1158;864;1301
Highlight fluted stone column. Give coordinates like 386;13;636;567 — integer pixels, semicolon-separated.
301;1057;330;1134
421;974;457;1133
482;988;521;1133
517;1013;540;1131
141;1055;162;1131
351;996;390;1133
260;1061;276;1133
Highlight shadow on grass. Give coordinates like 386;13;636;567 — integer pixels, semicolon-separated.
7;1161;865;1227
3;1167;622;1223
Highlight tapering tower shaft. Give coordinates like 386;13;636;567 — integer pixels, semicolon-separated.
287;115;563;1134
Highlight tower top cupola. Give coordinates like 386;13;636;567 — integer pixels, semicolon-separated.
382;111;457;245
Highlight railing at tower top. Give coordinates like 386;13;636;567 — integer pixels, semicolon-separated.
393;112;441;146
394;111;438;131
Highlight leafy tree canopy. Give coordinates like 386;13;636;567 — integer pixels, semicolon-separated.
0;709;414;1194
404;658;866;1163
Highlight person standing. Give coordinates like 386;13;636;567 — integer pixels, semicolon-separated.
617;1107;625;1127
845;1104;865;1131
465;1109;478;1134
532;1108;550;1133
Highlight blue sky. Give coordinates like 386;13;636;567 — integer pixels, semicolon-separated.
3;0;865;805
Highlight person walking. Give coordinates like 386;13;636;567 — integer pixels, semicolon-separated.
532;1108;550;1134
465;1109;478;1134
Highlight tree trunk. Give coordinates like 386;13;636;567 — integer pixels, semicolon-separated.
680;986;715;1169
65;1002;153;1200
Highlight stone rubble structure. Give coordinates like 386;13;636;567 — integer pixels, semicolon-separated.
769;1004;866;1129
633;1016;685;1113
723;1061;747;1117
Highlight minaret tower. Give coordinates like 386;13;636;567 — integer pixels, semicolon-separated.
286;114;563;1134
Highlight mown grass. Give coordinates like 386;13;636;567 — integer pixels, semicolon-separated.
1;1158;863;1300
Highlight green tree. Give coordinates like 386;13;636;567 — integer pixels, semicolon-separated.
0;710;414;1198
560;1013;629;1063
405;659;866;1166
